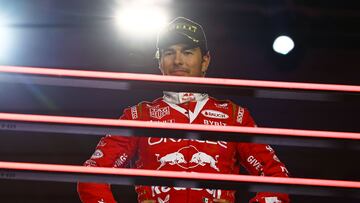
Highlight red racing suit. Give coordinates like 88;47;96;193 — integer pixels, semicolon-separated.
78;92;290;203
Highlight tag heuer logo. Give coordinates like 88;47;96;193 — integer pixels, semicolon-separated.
201;110;229;119
150;106;170;119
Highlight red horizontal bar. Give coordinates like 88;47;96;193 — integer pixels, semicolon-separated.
0;112;359;140
0;66;359;92
0;161;359;189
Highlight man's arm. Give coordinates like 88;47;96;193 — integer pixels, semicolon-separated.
235;107;290;203
77;107;139;203
238;142;290;203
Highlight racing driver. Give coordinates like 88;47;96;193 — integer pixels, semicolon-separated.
78;17;290;203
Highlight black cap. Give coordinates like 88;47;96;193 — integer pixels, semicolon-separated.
156;17;208;53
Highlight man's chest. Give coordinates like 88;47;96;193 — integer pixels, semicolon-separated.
141;100;234;126
137;137;237;172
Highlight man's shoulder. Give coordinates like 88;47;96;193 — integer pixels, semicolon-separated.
121;97;164;119
208;96;246;109
208;97;254;126
126;97;164;110
208;96;250;116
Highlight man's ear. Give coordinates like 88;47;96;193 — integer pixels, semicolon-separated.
201;51;211;75
156;49;166;75
158;59;165;75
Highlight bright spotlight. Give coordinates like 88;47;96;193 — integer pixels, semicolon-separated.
0;15;4;26
116;4;168;37
273;35;295;55
0;17;12;61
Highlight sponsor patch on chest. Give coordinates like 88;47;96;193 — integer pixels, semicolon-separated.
150;106;170;119
214;103;228;109
203;119;227;126
201;110;229;119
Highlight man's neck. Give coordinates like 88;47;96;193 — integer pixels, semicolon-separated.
162;91;208;104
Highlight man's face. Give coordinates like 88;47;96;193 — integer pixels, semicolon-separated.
159;43;210;77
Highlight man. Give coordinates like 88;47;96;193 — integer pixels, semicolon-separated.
78;17;290;203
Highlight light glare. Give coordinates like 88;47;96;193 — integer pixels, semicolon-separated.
0;16;11;60
116;5;168;36
273;35;295;55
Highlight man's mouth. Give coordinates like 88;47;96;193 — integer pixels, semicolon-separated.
170;68;190;76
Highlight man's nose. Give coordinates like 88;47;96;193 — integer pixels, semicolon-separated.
174;52;184;65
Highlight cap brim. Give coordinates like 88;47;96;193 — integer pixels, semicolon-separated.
158;31;199;50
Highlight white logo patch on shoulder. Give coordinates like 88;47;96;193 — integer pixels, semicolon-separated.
150;106;170;119
201;110;229;119
265;197;281;203
236;107;245;124
131;106;138;119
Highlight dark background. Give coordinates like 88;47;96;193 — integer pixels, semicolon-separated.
0;0;359;202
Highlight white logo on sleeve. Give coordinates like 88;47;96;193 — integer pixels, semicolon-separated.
281;166;290;175
265;197;281;203
265;145;274;153
91;149;103;159
236;107;245;124
247;155;263;171
114;153;128;167
131;106;138;119
273;155;281;162
84;160;97;167
201;110;229;119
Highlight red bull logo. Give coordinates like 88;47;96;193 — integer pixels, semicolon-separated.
155;145;220;171
155;152;187;170
190;152;220;171
180;93;195;103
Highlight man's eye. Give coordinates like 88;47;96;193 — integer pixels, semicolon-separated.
164;52;173;56
184;51;193;55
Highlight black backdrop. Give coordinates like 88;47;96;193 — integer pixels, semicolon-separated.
0;0;359;202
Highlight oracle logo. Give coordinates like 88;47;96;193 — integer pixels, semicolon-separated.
201;110;229;119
